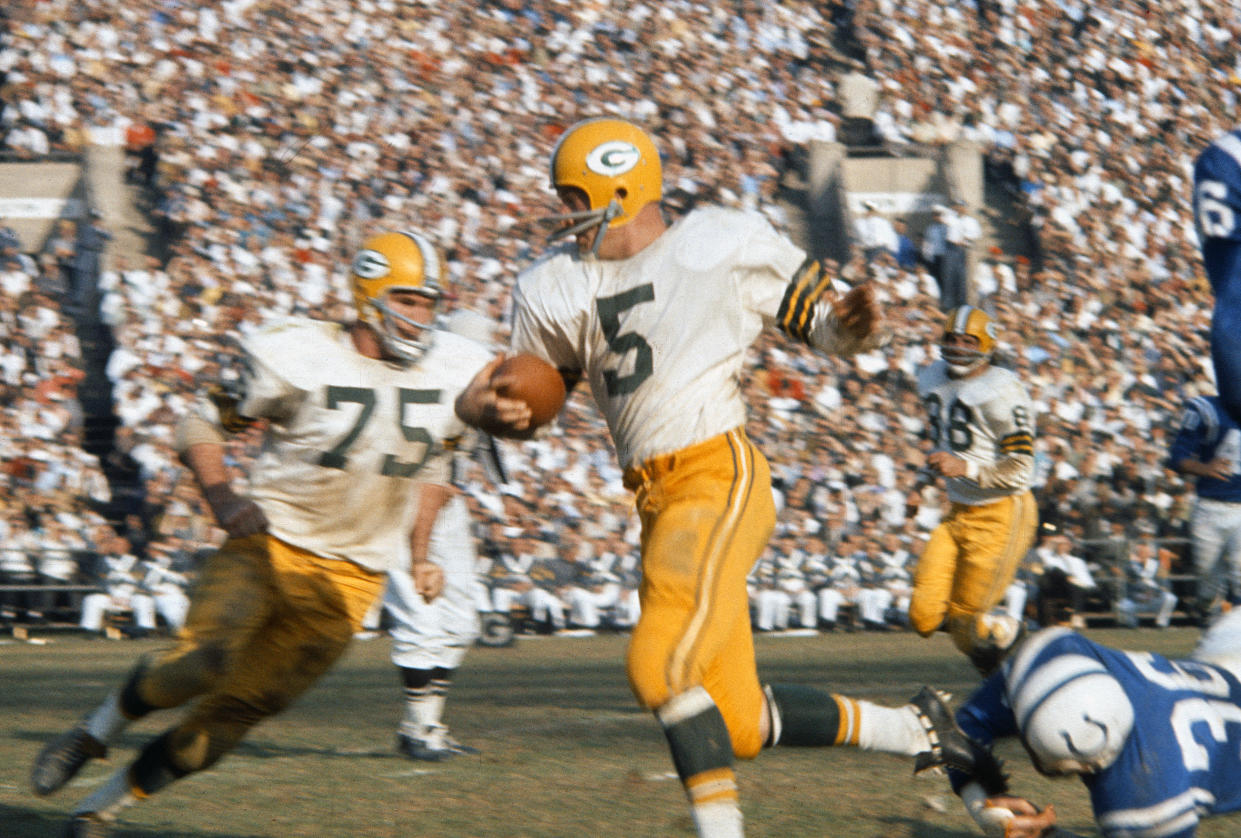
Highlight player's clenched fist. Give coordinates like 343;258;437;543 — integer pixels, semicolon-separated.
412;560;444;603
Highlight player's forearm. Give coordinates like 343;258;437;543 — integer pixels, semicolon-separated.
180;440;267;535
180;441;231;495
972;453;1034;491
409;482;453;565
1172;458;1212;478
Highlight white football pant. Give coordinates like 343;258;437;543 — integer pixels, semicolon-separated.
386;496;484;670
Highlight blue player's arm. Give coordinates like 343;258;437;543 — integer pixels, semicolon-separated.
1167;399;1208;472
1196;132;1241;425
947;673;1019;795
1212;303;1241;428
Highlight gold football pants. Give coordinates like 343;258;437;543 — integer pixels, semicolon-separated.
909;490;1038;655
624;428;775;760
134;534;384;773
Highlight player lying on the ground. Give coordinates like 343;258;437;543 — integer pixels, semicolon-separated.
920;610;1241;838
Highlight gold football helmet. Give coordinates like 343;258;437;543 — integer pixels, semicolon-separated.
941;305;996;376
546;117;662;255
351;231;444;363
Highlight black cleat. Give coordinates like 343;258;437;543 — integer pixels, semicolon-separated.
63;813;111;838
911;687;969;774
32;725;108;796
910;686;1008;794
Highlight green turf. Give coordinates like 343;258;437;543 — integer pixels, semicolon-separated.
1;627;1234;837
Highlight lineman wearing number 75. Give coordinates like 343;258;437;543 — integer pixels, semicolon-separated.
31;230;527;838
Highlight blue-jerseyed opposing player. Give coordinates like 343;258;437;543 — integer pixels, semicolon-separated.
1170;395;1241;622
1195;130;1241;425
925;612;1241;838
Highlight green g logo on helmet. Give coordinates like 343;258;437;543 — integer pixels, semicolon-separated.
586;141;642;177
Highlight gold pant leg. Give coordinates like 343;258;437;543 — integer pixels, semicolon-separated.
626;430;775;759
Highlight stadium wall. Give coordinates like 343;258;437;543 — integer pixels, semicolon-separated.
803;139;984;262
0;156;87;254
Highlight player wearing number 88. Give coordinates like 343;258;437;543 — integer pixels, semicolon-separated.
456;116;883;837
31;230;498;837
909;305;1038;675
1195;130;1241;428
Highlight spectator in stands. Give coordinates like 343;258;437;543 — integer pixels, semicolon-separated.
78;530;157;638
920;205;950;299
853;201;898;263
1115;538;1178;629
0;221;21;254
1035;533;1098;629
45;219;77;301
70;210;109;310
939;199;981;310
5;117;50;158
890;218;918;270
0;0;1236;656
0;514;40;625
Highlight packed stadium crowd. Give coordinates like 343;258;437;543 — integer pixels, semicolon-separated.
1;0;1240;635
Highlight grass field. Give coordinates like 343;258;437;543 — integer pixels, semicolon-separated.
1;626;1235;838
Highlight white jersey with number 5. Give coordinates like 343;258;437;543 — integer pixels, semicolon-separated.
234;319;491;573
510;207;806;469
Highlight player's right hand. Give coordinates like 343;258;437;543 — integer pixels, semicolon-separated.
413;560;445;603
833;282;884;351
1204;456;1234;480
454;354;533;437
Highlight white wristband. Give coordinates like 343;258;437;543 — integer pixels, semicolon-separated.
960;781;1013;838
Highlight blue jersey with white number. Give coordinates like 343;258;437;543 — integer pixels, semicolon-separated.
956;629;1241;838
1195;130;1241;426
1169;396;1241;502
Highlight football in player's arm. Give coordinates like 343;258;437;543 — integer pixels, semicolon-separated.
454;116;962;838
1195;129;1241;427
30;231;521;837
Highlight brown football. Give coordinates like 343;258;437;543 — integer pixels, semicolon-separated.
492;353;566;432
